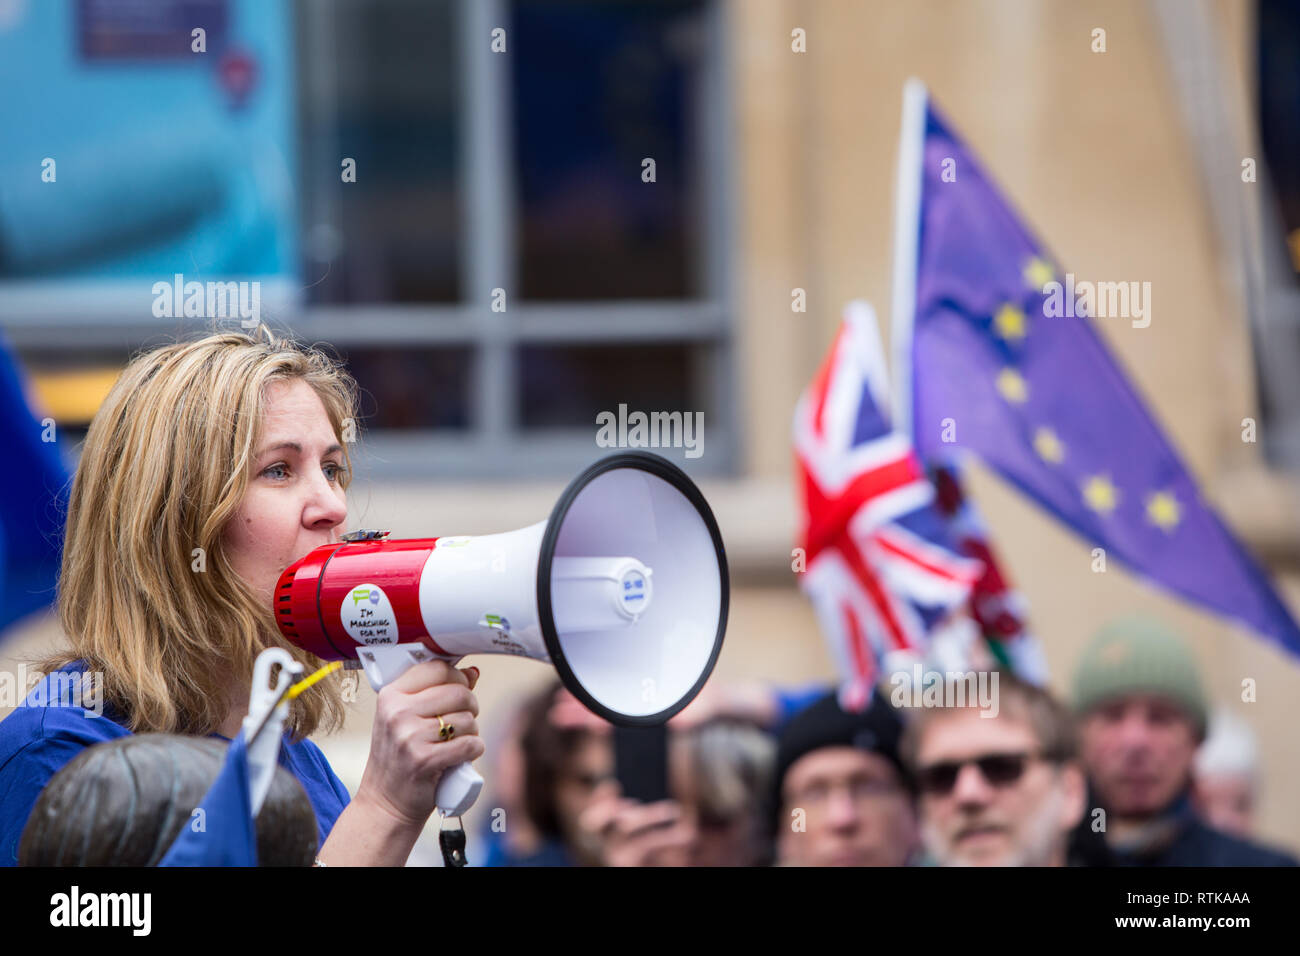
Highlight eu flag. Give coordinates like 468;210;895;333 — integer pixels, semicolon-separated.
0;333;68;636
893;83;1300;660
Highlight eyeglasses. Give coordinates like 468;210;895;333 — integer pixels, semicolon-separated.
914;752;1035;796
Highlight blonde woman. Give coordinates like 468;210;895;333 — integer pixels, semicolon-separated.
0;329;484;866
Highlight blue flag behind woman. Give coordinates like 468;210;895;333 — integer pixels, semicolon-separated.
0;333;69;637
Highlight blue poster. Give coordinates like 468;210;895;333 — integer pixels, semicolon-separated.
0;0;299;319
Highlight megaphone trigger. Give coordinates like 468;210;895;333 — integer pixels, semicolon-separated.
354;641;445;693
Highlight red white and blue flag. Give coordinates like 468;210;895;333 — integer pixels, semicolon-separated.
794;301;983;711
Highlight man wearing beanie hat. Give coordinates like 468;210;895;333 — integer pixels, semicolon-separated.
770;688;918;866
1067;616;1295;867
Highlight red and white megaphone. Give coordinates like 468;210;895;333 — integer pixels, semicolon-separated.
273;452;729;818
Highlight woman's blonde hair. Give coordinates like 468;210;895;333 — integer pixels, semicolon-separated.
38;327;358;740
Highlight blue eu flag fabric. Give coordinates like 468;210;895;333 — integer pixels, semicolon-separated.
159;732;258;867
0;333;68;635
902;95;1300;660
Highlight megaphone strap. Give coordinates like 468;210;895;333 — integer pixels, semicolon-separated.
438;817;468;868
286;660;344;700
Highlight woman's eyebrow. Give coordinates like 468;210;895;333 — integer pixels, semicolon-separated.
255;441;344;458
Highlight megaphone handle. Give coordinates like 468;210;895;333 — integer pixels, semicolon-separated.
355;643;485;819
433;761;484;818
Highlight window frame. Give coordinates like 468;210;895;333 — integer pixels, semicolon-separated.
7;0;739;480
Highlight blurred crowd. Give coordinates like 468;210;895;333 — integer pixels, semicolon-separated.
13;612;1295;867
476;616;1297;867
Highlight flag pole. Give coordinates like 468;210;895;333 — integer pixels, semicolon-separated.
888;78;928;437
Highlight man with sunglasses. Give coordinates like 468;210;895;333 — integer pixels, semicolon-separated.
903;675;1087;866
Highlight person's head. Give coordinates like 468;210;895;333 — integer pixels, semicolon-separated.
19;734;318;866
1192;709;1259;838
520;681;613;864
903;675;1085;866
669;718;776;867
1071;617;1208;821
45;328;358;739
772;689;917;867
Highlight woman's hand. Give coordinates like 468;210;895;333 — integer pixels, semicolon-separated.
354;660;485;829
316;661;485;866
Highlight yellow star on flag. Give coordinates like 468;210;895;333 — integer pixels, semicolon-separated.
996;368;1028;403
1024;256;1055;289
1145;490;1181;531
1082;475;1119;514
1033;426;1065;463
994;303;1028;341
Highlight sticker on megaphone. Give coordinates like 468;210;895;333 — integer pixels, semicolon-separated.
340;583;399;645
551;556;654;631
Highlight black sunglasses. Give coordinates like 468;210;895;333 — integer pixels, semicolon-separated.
915;752;1034;796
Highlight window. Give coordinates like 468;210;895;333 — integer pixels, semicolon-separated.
5;0;736;478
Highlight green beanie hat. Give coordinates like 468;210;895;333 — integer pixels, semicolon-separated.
1072;616;1208;739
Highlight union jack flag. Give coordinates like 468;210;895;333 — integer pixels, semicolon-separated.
794;301;982;711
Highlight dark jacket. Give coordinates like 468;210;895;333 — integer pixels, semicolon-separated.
1068;789;1297;867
